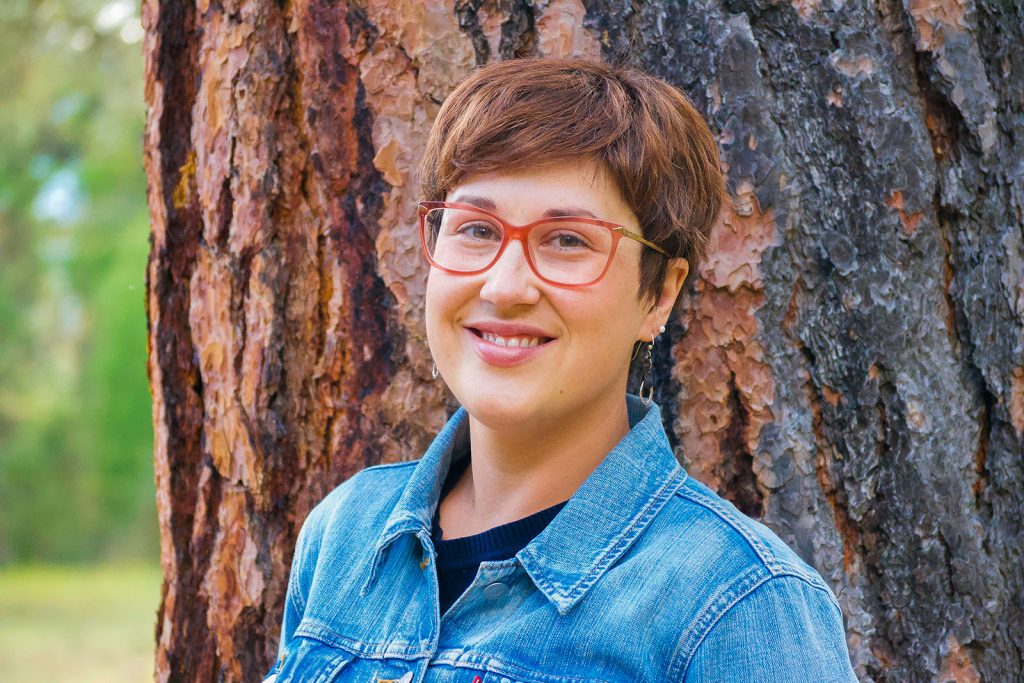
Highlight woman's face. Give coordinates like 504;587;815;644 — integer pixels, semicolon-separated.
425;159;681;430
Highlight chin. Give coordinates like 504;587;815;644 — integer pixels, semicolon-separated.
454;385;552;431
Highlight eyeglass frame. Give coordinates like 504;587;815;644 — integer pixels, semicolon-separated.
417;201;669;288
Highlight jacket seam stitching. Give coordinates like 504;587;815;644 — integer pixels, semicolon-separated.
668;568;769;679
290;568;307;614
359;460;419;473
289;520;315;616
668;571;840;679
676;484;828;587
296;617;432;658
675;484;786;574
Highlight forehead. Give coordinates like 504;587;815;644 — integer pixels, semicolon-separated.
445;159;637;225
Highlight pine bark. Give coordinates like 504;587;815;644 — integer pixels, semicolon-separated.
143;1;1023;680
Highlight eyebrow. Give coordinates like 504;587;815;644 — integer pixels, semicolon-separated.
542;206;598;219
449;194;598;219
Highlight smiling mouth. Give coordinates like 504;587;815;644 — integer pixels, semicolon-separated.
468;328;555;348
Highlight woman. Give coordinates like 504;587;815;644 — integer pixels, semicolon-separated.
266;57;857;682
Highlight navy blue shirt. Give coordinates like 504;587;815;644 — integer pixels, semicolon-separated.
430;452;569;616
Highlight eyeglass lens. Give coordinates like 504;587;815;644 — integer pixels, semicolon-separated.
423;207;614;285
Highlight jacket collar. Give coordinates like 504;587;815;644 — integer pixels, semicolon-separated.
360;395;688;616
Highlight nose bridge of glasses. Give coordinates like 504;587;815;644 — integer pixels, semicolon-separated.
474;233;545;306
489;230;536;277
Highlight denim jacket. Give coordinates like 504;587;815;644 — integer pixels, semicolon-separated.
266;396;857;682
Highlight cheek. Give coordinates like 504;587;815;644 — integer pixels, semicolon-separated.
425;272;469;346
579;268;646;337
424;273;446;343
558;292;643;356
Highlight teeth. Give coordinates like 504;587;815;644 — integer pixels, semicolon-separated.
481;331;542;348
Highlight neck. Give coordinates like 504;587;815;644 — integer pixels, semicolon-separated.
454;391;632;532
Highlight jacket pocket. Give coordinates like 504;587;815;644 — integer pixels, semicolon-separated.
271;634;356;683
480;672;610;683
473;663;610;683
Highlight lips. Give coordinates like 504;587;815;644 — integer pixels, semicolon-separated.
463;321;556;367
478;331;544;348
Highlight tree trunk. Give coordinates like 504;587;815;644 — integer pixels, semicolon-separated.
143;0;1023;680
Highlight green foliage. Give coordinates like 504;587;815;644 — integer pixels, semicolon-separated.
0;0;156;564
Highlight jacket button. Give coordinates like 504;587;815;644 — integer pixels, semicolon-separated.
483;581;509;599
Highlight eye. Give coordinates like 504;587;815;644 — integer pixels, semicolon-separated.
455;221;501;241
545;230;592;250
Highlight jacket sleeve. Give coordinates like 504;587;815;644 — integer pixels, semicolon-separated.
278;525;310;656
265;505;322;679
266;473;366;680
681;574;858;682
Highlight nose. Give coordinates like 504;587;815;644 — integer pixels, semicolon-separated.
478;238;542;308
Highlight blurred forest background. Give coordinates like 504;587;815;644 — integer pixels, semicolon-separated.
1;0;158;679
1;0;154;565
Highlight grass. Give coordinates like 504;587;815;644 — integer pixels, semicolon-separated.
0;563;161;683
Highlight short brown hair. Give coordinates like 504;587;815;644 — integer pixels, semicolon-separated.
419;57;727;303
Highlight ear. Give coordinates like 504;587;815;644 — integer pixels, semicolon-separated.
641;257;689;339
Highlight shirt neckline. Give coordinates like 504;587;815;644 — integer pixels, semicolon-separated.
362;395;688;615
431;453;571;568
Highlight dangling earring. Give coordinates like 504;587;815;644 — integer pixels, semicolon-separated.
431;361;439;380
638;325;665;406
638;340;655;405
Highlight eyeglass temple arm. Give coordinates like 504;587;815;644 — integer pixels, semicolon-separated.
614;227;669;256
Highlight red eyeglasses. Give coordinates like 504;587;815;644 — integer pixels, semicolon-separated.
417;201;668;288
